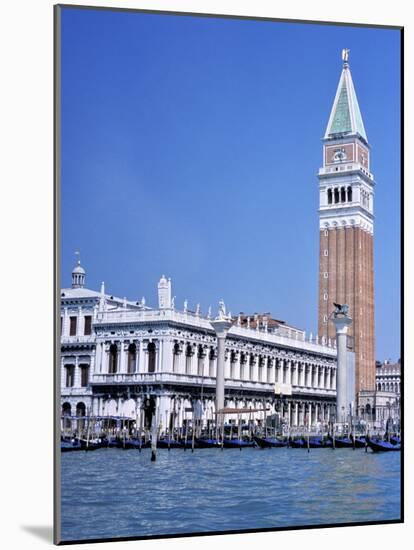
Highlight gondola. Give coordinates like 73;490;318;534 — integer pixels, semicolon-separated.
289;438;307;448
121;438;149;449
195;437;221;448
79;438;103;451
367;438;401;452
390;436;401;445
307;436;332;448
157;438;184;449
253;435;287;448
223;438;256;448
328;435;354;448
351;435;367;448
61;439;82;452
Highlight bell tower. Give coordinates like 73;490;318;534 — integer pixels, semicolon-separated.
318;50;376;395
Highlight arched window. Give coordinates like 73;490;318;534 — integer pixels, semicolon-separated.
76;402;85;416
229;350;236;379
334;188;340;204
185;344;193;374
76;402;86;431
62;402;72;430
172;342;180;373
327;188;333;205
109;344;118;374
127;343;137;373
148;342;156;373
197;345;205;376
209;348;215;377
340;187;346;202
347;186;352;202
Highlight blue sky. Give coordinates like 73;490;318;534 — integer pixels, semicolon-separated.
60;8;401;361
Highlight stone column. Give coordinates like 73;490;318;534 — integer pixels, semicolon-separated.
119;342;126;373
95;342;102;374
77;306;83;336
233;352;241;380
63;307;69;337
331;310;352;423
286;360;292;385
251;355;258;381
277;358;283;383
210;317;232;428
138;341;145;374
74;356;80;388
294;402;299;426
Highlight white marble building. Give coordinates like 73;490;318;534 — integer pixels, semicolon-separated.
61;260;345;432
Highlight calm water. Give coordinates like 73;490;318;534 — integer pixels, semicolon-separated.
61;447;401;542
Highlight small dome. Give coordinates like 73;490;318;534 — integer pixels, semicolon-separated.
71;255;86;288
72;263;85;275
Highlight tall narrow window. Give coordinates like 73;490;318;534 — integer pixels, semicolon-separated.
84;315;92;335
347;186;352;202
340;187;346;202
65;365;75;387
148;342;156;373
60;317;63;335
334;188;340;204
109;344;118;373
127;343;136;373
69;316;77;336
327;188;332;205
80;364;89;387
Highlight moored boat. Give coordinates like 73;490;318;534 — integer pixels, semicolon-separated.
61;439;82;452
223;438;255;448
289;438;307;448
367;438;401;452
253;435;287;448
328;435;354;448
195;438;221;448
157;438;184;449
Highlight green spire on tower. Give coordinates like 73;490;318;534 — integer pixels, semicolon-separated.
324;50;368;142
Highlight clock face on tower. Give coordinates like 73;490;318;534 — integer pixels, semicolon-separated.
325;143;354;165
333;148;347;162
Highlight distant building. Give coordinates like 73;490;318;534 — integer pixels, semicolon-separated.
357;360;401;427
376;359;401;395
60;260;347;432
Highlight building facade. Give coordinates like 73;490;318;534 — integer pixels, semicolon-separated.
61;262;344;432
318;52;375;396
